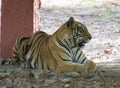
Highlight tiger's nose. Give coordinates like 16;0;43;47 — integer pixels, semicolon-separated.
89;34;92;40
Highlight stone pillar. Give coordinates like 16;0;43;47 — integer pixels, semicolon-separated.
0;0;41;59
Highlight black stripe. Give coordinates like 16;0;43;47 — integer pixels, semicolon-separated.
28;35;47;69
38;35;48;45
30;33;46;49
31;38;46;69
75;48;80;57
25;32;47;69
42;64;44;69
81;57;87;64
47;65;50;70
34;48;39;68
64;39;69;47
13;55;20;60
30;32;41;46
69;38;73;45
22;46;25;52
13;52;25;63
20;36;30;45
14;46;18;51
41;57;44;69
13;51;19;56
34;58;37;69
73;37;77;46
57;37;71;53
24;45;31;55
14;45;22;56
27;57;33;69
75;51;82;62
28;45;35;58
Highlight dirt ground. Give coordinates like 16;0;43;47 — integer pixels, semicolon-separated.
0;0;120;88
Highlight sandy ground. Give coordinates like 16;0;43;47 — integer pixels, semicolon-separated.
0;0;120;88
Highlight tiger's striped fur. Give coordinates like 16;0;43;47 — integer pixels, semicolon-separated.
1;17;100;76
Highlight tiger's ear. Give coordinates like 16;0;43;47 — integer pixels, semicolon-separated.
67;17;74;27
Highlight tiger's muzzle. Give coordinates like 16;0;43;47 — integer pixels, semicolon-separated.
78;35;92;47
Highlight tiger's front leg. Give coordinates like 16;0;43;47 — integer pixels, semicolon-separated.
71;47;101;77
57;61;85;73
52;51;86;73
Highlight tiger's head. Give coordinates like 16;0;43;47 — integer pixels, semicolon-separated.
54;17;92;48
60;17;92;47
66;17;92;47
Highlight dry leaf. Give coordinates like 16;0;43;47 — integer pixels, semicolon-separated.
104;49;112;55
20;70;34;78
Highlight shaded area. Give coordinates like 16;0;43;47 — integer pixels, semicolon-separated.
0;65;120;88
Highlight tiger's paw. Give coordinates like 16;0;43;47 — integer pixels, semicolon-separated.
0;59;12;65
89;69;102;78
84;60;102;78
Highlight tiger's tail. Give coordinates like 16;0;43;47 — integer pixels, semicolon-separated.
0;58;16;65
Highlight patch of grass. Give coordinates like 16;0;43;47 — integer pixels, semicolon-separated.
106;6;115;20
96;5;115;20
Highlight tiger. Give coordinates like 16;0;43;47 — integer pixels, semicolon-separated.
1;17;101;76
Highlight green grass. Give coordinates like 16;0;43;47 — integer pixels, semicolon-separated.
96;5;115;20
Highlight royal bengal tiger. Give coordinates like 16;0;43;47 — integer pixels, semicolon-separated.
1;17;101;76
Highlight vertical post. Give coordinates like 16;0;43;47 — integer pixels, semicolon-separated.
34;0;41;32
0;0;41;59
